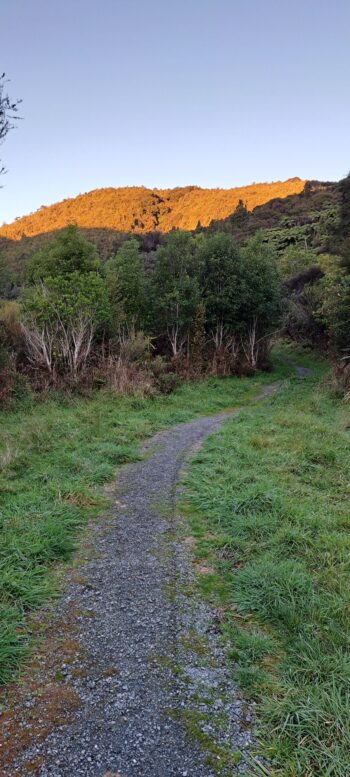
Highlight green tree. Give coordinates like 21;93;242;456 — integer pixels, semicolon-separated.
105;239;145;334
241;234;282;366
21;228;110;379
23;272;110;330
151;231;200;357
25;225;100;283
198;232;245;345
242;234;281;331
198;232;281;370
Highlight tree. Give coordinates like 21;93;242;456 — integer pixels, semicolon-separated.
21;227;111;379
229;198;249;228
241;234;282;366
197;232;281;371
105;239;145;335
198;232;245;362
0;74;21;178
151;231;200;358
22;273;110;378
26;225;100;282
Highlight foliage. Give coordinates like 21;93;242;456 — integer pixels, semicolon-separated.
0;224;285;386
197;232;281;370
241;234;281;333
316;269;350;352
278;245;319;280
25;225;100;282
105;238;145;333
150;231;200;357
23;271;110;329
21;228;111;379
6;181;344;384
283;246;350;364
199;232;245;336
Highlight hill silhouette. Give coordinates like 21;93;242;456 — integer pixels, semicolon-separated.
0;179;305;240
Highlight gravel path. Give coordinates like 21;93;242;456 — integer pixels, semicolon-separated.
2;384;279;777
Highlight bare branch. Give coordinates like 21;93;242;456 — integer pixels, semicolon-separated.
0;73;22;177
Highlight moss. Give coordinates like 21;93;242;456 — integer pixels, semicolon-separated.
168;708;242;774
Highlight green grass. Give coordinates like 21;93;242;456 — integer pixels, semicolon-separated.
0;354;293;685
182;354;350;775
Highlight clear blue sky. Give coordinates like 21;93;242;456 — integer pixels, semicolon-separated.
1;0;349;224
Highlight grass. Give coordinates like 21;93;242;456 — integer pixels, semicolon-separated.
182;353;350;775
0;353;293;685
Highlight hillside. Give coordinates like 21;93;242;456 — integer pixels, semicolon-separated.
207;180;340;253
1;179;343;287
0;179;305;240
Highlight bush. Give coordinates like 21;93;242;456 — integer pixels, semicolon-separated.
332;359;350;400
153;369;181;395
0;302;29;406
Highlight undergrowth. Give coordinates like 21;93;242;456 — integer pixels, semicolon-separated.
182;354;350;775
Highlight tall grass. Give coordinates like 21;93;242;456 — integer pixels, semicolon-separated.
182;357;350;775
0;357;292;685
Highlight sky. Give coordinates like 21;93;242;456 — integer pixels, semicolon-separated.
1;0;350;224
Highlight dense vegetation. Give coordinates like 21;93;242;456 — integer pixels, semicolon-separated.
0;179;305;240
0;226;282;403
0;179;337;276
183;350;350;776
1;173;349;396
2;174;350;401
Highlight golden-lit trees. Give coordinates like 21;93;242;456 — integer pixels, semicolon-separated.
0;180;305;239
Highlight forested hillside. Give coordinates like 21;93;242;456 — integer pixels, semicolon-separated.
207;179;339;253
0;178;305;240
0;178;337;278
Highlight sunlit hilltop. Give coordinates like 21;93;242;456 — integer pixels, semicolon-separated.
0;178;305;239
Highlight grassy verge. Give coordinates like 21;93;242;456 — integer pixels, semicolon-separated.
182;355;350;775
0;355;293;685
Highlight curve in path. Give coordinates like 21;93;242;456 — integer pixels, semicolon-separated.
2;383;281;777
